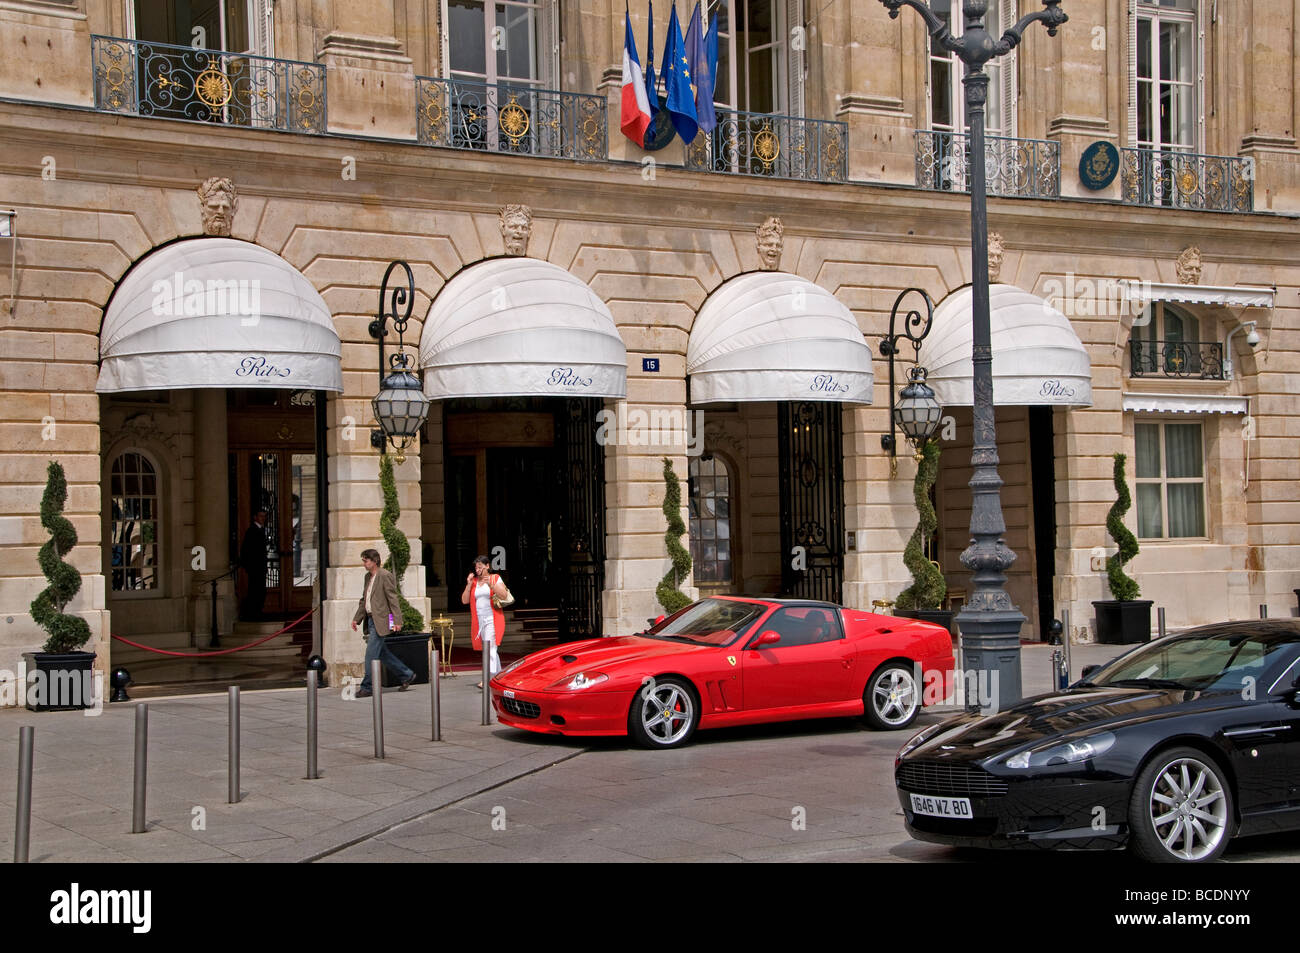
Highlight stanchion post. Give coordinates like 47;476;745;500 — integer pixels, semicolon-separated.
430;645;441;742
14;726;33;863
1260;604;1268;619
1158;607;1166;639
1061;607;1071;685
132;703;148;834
481;635;491;726
228;686;240;804
307;669;319;779
371;659;384;759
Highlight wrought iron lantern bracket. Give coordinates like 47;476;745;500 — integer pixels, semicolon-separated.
369;260;430;459
880;287;939;465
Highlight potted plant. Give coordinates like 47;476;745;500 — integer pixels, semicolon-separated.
1092;452;1153;644
377;453;430;686
656;457;693;614
893;440;953;635
25;460;96;711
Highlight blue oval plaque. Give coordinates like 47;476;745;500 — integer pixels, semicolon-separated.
1079;141;1120;190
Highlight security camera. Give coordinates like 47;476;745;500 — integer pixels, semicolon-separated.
1246;326;1261;348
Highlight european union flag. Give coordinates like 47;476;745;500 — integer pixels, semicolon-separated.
645;0;659;124
663;3;698;144
685;2;715;134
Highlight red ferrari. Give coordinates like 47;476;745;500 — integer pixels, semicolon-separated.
489;596;955;748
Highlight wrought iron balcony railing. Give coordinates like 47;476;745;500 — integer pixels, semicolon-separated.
91;35;326;134
416;76;606;161
915;130;1061;199
1130;339;1225;380
1121;147;1252;213
684;111;848;183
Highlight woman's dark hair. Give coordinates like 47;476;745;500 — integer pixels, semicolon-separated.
473;554;490;567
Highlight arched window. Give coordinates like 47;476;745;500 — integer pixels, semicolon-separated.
689;455;733;586
109;451;159;592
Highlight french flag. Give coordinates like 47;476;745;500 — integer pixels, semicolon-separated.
620;7;652;147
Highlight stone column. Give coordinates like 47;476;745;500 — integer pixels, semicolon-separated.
192;388;233;640
1240;0;1300;211
1042;0;1117;200
836;0;916;183
319;0;416;140
0;0;92;107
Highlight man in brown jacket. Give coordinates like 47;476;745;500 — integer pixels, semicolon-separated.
351;548;415;697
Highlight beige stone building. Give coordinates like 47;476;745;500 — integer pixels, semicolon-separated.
1;0;1298;696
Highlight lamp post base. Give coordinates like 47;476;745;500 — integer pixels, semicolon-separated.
956;608;1024;712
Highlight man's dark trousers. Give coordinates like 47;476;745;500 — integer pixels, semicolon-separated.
359;615;414;691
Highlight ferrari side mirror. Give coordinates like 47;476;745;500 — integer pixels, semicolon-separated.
753;631;781;648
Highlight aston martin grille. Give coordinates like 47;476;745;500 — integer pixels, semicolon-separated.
896;760;1009;798
501;697;541;719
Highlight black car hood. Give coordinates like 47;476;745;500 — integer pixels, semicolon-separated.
908;687;1217;761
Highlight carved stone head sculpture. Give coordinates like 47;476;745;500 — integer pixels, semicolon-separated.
755;216;784;271
500;204;533;256
197;176;237;237
1176;245;1203;284
987;231;1005;283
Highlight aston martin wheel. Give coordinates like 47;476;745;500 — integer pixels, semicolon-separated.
865;663;920;730
628;677;698;749
1128;747;1233;863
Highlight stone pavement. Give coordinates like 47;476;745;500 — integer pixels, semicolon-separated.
0;641;1138;863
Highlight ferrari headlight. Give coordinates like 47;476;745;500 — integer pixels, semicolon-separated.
897;723;942;760
1004;731;1116;769
499;657;526;677
546;671;609;691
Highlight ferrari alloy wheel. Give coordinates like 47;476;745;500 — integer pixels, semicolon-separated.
864;663;920;730
628;677;698;749
1128;747;1233;863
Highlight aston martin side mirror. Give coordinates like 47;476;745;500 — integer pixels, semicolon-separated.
1080;664;1101;680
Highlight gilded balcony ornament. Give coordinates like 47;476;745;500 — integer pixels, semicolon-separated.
1176;163;1199;196
500;96;531;143
196;68;234;108
754;123;781;169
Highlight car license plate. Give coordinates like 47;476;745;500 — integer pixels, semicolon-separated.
504;690;515;699
910;794;973;819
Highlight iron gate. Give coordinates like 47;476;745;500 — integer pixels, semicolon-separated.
557;398;605;639
778;401;844;603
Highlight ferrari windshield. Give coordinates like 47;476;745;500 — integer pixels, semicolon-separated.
646;599;767;646
1087;626;1300;692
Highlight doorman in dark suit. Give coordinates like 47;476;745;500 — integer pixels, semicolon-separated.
240;508;269;621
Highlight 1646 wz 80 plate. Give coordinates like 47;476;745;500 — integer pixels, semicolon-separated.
909;794;973;819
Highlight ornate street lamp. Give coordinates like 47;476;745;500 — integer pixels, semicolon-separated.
881;287;942;472
878;0;1067;709
369;260;431;462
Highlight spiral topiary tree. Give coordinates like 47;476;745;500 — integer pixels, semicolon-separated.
656;457;693;613
379;453;425;632
30;460;93;654
895;439;946;610
1106;452;1141;601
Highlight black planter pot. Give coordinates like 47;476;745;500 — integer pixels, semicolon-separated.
22;651;97;711
380;633;431;688
1092;601;1153;645
894;609;956;637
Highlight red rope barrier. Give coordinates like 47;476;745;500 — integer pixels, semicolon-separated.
109;607;315;658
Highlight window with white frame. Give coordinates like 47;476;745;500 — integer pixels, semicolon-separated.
711;0;804;116
131;0;271;56
689;455;733;586
1135;420;1206;539
1132;0;1200;151
1130;301;1221;377
443;0;556;87
927;0;1015;138
109;451;161;592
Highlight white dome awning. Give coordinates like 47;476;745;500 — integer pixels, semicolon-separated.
687;272;873;404
98;238;341;393
420;258;627;400
922;284;1093;407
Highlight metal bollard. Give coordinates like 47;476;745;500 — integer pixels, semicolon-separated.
481;634;492;726
132;703;148;834
1158;607;1166;639
430;646;442;742
1061;607;1071;685
228;686;240;804
14;726;33;863
306;669;319;779
371;659;384;759
1260;604;1268;619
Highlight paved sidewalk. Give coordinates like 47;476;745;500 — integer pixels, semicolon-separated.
0;641;1134;863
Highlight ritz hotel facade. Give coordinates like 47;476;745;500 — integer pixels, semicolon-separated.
1;0;1298;692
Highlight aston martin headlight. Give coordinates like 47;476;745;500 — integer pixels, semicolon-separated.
897;723;943;760
546;671;609;691
1004;731;1116;769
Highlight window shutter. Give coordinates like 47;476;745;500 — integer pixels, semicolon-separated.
439;0;451;79
253;0;274;59
1127;0;1138;146
1195;0;1205;152
538;0;560;88
999;0;1017;137
786;0;805;118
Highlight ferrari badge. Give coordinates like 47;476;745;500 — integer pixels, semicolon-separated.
727;656;736;667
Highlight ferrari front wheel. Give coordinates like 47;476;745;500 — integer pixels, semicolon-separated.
864;663;920;730
628;676;698;749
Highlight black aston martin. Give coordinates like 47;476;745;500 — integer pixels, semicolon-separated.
895;619;1300;862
